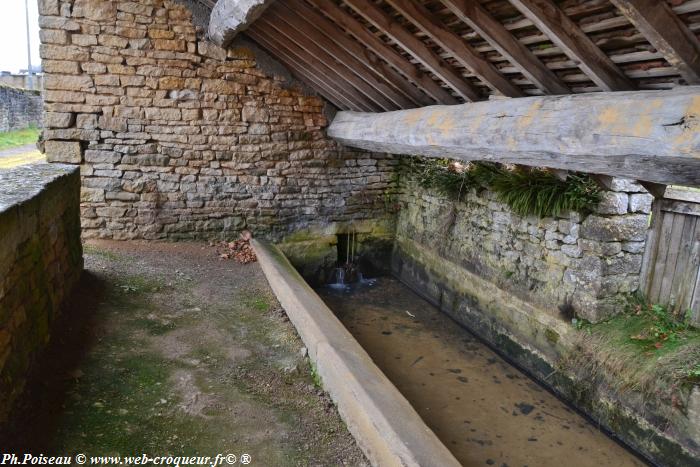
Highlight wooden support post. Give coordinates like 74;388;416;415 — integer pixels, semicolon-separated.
328;87;700;187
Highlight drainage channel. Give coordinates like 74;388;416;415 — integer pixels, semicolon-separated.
317;276;646;467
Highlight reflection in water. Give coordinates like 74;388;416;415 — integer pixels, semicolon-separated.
317;277;646;467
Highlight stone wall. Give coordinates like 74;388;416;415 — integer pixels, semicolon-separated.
0;163;83;422
38;0;395;241
395;175;652;323
0;85;43;133
0;74;43;92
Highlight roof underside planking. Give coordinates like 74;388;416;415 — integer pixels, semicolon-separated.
202;0;700;111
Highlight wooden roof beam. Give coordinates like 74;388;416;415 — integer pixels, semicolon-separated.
328;87;700;187
385;0;523;97
610;0;700;85
282;0;431;107
440;0;569;95
246;29;355;110
509;0;635;91
342;0;482;102
269;3;415;109
256;17;394;111
307;0;456;105
250;22;378;111
209;0;276;47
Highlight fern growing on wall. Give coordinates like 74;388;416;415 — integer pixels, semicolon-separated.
402;158;601;218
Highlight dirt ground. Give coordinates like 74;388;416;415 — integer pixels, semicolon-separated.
0;240;367;466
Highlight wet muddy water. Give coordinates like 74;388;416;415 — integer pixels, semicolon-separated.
317;277;646;467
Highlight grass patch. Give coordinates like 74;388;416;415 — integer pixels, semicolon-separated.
401;158;601;218
0;126;40;151
566;298;699;410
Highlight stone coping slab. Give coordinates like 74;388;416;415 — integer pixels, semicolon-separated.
0;163;78;216
252;239;460;467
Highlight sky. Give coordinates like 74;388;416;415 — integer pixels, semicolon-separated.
0;0;40;73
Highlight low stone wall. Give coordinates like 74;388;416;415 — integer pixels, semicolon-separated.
39;0;395;241
395;176;651;322
391;177;700;465
0;163;83;422
0;85;43;133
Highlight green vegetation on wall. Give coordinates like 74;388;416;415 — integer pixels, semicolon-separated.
401;158;602;218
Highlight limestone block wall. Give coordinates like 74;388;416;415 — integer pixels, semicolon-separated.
0;85;43;133
0;163;83;422
38;0;395;241
395;176;652;322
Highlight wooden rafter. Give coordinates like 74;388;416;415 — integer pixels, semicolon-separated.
250;22;378;111
256;16;395;110
610;0;700;85
283;0;431;107
306;0;457;104
384;0;523;97
342;0;482;101
246;29;354;110
509;0;634;91
440;0;570;95
270;2;415;108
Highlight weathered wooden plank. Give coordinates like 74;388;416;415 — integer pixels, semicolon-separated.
343;0;482;101
660;199;700;217
672;215;697;312
439;0;570;95
249;25;375;112
649;212;676;302
307;0;457;105
690;222;700;325
265;7;414;110
384;0;523;98
509;0;634;92
246;30;354;110
283;0;430;107
328;87;700;187
270;2;415;109
208;0;276;47
255;18;389;111
610;0;700;85
640;200;662;294
658;213;686;306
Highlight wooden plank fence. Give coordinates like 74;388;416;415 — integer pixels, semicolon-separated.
640;197;700;325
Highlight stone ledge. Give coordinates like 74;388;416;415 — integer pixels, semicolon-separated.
0;163;79;215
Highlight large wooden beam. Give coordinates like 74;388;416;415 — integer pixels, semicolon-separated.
385;0;523;98
306;0;456;105
610;0;700;85
208;0;276;47
343;0;482;102
440;0;570;95
509;0;635;92
328;87;700;187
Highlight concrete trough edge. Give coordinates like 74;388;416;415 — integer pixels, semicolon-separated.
252;239;461;467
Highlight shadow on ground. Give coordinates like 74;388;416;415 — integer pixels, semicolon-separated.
0;240;365;466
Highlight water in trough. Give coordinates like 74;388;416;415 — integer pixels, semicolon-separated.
317;277;646;467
